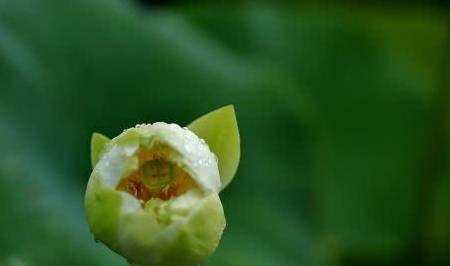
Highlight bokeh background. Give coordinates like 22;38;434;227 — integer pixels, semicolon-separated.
0;0;449;265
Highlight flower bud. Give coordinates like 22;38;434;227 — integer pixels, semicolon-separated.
85;122;227;266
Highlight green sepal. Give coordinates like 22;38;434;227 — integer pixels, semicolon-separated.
188;105;240;190
85;182;122;249
124;192;225;266
91;132;111;168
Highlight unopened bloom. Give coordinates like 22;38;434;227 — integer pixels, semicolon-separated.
85;106;239;266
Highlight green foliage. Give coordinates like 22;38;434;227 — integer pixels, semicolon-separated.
0;0;448;266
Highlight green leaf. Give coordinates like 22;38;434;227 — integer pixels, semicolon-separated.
91;132;111;168
188;105;240;190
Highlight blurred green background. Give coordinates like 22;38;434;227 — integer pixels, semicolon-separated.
0;0;449;265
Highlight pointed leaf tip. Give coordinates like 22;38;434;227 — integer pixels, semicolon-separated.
188;105;240;190
91;132;111;168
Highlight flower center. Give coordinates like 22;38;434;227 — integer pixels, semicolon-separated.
117;145;196;201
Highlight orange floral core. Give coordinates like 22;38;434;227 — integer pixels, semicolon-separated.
117;145;196;201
